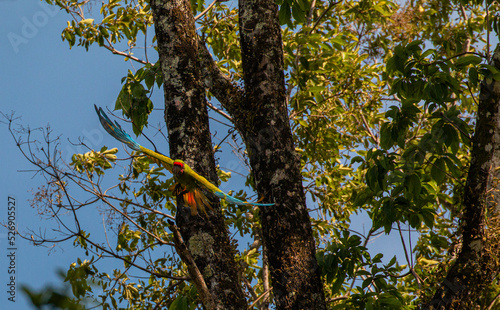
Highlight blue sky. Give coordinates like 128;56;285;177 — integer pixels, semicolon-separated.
0;1;414;309
0;1;164;308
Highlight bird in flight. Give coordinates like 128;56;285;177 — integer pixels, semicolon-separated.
95;105;274;215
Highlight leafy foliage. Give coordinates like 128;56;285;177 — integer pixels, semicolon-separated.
18;0;500;309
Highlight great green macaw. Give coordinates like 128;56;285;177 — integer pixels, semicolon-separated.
95;105;274;215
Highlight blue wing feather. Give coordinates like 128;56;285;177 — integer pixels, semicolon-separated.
214;191;274;206
94;105;141;151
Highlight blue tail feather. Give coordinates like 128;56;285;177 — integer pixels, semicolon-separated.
214;191;274;206
95;105;141;151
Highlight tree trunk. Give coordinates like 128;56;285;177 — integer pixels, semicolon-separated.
150;0;327;308
423;44;500;309
200;0;327;308
150;1;246;309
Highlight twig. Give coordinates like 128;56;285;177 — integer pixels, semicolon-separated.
459;3;471;53
104;38;148;64
310;1;341;33
487;289;500;310
144;24;149;64
327;295;349;302
248;288;272;310
242;271;259;301
397;221;422;290
100;193;175;220
357;112;379;145
207;101;233;122
81;232;186;280
486;2;490;61
261;245;270;309
465;82;479;107
95;191;171;246
195;0;217;21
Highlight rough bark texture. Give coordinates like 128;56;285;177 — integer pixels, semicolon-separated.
203;0;326;308
150;1;246;309
423;45;500;309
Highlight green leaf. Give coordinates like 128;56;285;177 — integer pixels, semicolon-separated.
431;157;446;184
331;36;346;46
279;2;292;26
380;123;393;150
296;0;308;11
422;208;436;229
455;55;482;69
366;166;379;191
444;156;462;178
291;2;306;24
373;4;392;17
115;85;132;112
169;296;188;310
298;119;308;127
420;48;436;59
406;40;423;51
308;85;326;92
469;66;478;87
406;174;421;197
79;18;94;25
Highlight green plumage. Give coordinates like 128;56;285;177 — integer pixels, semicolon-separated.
95;105;274;215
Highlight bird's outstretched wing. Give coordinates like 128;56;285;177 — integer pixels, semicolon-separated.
95;105;274;207
182;164;274;207
95;105;141;151
95;105;174;172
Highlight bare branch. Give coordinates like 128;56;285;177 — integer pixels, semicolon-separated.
206;101;233;122
195;0;217;21
104;38;148;64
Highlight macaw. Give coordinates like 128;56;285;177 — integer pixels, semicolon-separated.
95;105;274;215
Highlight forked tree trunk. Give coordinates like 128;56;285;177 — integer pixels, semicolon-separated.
423;45;500;309
151;0;327;309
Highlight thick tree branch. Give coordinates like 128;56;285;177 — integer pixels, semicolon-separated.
198;42;244;112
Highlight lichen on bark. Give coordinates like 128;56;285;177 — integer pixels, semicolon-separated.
150;0;247;308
